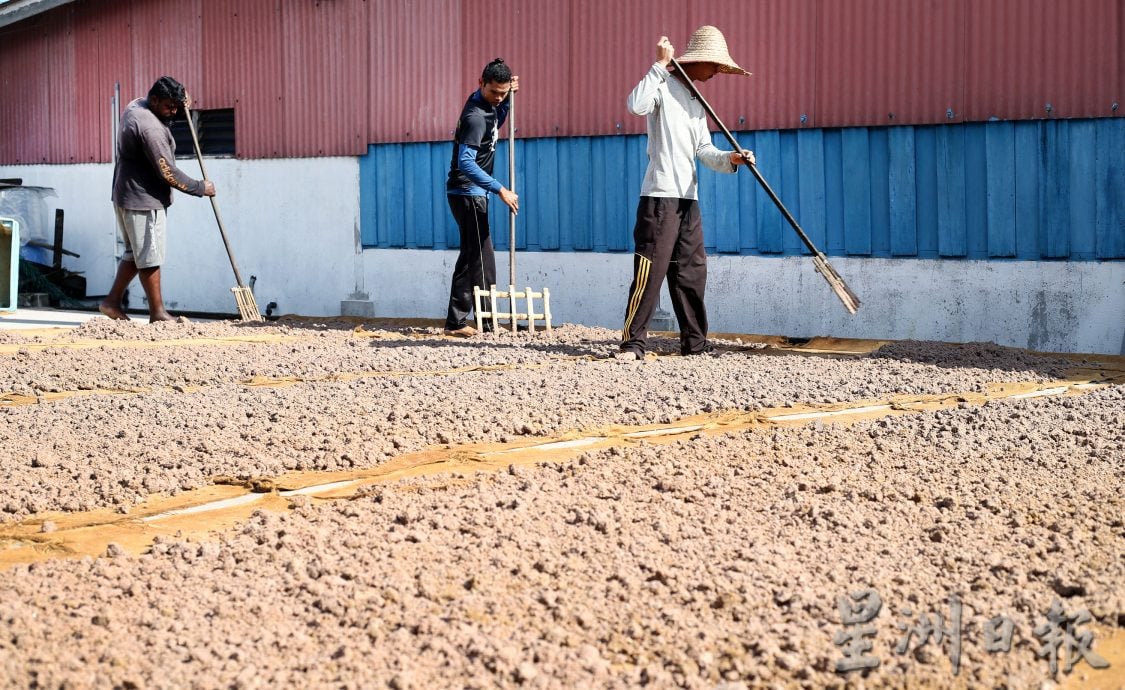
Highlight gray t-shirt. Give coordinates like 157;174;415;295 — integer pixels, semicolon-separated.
627;63;735;200
111;98;205;210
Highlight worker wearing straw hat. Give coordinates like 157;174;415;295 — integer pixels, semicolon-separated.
618;26;754;360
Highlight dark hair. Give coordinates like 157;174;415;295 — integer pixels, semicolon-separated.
481;58;512;85
148;76;186;104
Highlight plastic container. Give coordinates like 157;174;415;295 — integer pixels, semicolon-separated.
1;217;18;311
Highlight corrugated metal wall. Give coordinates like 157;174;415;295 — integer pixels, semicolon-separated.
2;0;1123;163
361;118;1125;261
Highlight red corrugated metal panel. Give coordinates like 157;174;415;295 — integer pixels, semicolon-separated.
568;1;691;136
815;0;966;127
367;0;462;143
0;21;50;163
128;0;202;102
84;0;140;159
42;10;78;162
484;1;814;136
199;2;239;109
4;0;1125;165
219;0;284;158
687;0;817;132
965;0;1120;121
278;1;368;157
1120;0;1125;114
458;0;572;138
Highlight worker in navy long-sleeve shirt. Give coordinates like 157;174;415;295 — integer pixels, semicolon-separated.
443;58;519;337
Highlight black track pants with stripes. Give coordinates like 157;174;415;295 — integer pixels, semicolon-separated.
621;196;709;356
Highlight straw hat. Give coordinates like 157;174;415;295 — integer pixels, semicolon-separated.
676;25;751;76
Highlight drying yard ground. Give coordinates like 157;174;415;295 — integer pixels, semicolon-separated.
0;316;1122;689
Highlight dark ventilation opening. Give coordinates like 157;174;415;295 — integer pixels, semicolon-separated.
170;109;236;157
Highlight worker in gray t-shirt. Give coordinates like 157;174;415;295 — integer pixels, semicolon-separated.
99;76;215;323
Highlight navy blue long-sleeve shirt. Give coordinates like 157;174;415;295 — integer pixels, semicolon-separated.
446;89;510;196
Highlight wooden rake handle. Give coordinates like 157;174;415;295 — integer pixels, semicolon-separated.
668;57;860;314
182;101;249;290
508;89;516;288
668;57;824;257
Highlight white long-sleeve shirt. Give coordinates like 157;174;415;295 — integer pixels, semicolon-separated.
627;63;735;200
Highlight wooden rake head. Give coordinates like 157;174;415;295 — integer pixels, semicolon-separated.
232;286;263;322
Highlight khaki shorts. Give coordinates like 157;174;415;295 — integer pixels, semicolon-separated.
115;206;167;269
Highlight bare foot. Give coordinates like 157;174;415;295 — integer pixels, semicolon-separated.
148;311;177;323
98;302;129;320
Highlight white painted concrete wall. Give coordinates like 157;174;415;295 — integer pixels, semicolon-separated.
370;250;1125;355
1;158;361;316
3;159;1122;354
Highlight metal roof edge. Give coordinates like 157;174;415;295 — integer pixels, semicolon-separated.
0;0;76;29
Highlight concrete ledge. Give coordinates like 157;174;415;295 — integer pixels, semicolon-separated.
340;300;375;318
365;249;1125;356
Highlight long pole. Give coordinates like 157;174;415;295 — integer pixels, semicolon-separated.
669;57;820;256
507;89;516;287
182;103;249;289
668;57;860;314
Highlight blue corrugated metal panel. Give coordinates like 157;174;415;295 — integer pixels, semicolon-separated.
796;129;825;255
936;127;968;257
868;129;890;257
778;131;803;255
1096;119;1125;259
359;148;376;247
753;132;783;254
588;141;610;253
601;138;634;253
487;142;511;251
556;138;589;251
734;132;759;253
710;136;740;254
914;128;940;257
888;128;917;256
985;126;1017;258
1069;121;1098;259
842;129;872;256
382;145;407;248
1040;122;1071;259
822;130;846;255
430;144;456;250
624;139;646;239
404;146;435;250
362;144;406;248
1014;124;1041;260
536;139;561;251
964;125;989;259
361;119;1125;261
